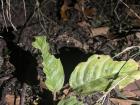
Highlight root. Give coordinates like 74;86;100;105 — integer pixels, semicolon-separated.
20;83;27;105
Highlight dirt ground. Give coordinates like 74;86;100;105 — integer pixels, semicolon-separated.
0;0;140;105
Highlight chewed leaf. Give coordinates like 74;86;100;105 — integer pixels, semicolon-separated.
32;36;64;93
57;96;83;105
69;54;140;94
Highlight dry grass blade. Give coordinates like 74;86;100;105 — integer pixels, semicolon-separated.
1;0;8;30
97;75;128;104
119;0;140;20
6;0;17;31
113;46;140;58
22;0;27;20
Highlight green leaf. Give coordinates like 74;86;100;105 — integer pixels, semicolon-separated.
112;59;140;89
69;54;140;94
32;36;64;93
57;96;83;105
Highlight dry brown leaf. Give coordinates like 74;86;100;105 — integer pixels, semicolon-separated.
60;0;75;21
90;27;111;38
110;98;136;105
123;79;140;97
60;3;69;21
75;5;97;18
6;94;20;105
78;22;114;39
84;8;97;18
122;91;137;98
61;0;98;21
77;21;90;27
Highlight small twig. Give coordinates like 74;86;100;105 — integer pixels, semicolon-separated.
14;89;18;105
17;0;45;43
0;76;11;82
22;0;27;20
53;92;56;101
113;46;140;58
119;0;140;20
97;75;128;104
114;0;121;21
100;0;107;16
37;8;47;35
17;9;35;43
6;0;17;31
20;83;27;105
130;51;140;59
1;0;8;31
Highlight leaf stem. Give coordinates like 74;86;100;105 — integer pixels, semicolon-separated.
53;92;56;101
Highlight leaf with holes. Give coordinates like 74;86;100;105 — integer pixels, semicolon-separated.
32;36;64;93
57;96;83;105
69;54;140;94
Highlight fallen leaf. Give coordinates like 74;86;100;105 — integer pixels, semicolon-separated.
6;94;20;105
123;79;140;97
122;91;137;98
77;21;90;27
90;27;112;38
110;98;137;105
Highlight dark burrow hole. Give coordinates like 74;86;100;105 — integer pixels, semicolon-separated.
0;28;55;105
1;28;39;85
0;28;93;104
55;47;92;84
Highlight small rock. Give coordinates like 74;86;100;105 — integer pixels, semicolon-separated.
63;89;70;95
